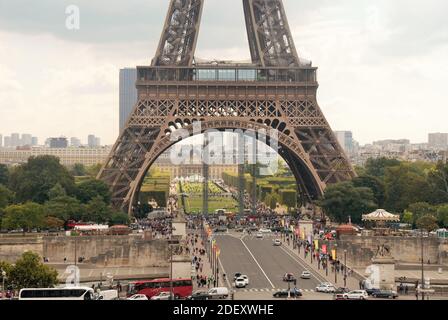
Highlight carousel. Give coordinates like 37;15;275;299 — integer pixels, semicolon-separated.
362;209;400;236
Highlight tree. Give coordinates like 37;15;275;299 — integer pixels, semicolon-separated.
0;164;9;186
76;179;111;204
83;196;112;223
86;164;103;178
8;155;75;204
269;193;281;210
47;183;66;200
44;196;83;222
0;184;14;209
384;164;432;212
280;190;297;213
0;261;13;288
365;157;400;177
8;252;58;289
44;216;65;229
406;202;437;224
319;182;377;224
437;204;448;227
110;212;130;225
70;163;87;177
427;162;448;204
353;175;386;207
416;214;439;232
402;210;414;225
2;202;45;232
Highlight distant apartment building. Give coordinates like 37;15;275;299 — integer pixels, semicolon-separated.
70;137;81;147
21;134;32;146
48;137;68;149
88;135;101;148
0;146;112;166
10;133;20;147
4;136;11;148
334;131;354;155
31;137;38;146
0;134;2;148
119;68;138;133
428;133;448;149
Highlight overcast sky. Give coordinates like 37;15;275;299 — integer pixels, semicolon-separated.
0;0;447;145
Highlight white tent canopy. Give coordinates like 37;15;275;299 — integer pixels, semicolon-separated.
362;209;400;222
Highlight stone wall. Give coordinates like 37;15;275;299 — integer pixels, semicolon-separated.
336;236;447;268
0;235;43;263
43;235;171;267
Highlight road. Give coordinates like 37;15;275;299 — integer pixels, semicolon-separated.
216;232;329;297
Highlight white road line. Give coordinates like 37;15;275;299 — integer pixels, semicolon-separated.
218;256;232;288
240;238;275;288
279;245;328;284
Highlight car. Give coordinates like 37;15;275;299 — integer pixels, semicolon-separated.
150;292;173;300
259;228;272;233
273;239;282;246
333;293;347;300
256;232;263;238
273;289;302;298
334;287;350;294
187;291;210;300
300;271;311;279
343;290;369;300
235;277;248;288
315;283;336;293
283;273;296;282
365;288;381;296
127;294;149;300
214;227;228;233
207;287;229;299
233;273;242;281
372;290;398;299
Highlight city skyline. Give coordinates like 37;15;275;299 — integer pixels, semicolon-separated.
0;0;447;145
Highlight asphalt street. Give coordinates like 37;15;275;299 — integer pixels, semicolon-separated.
216;233;328;295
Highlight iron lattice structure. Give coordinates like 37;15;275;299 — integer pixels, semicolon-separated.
98;0;356;214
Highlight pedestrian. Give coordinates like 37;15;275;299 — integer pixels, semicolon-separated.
405;285;408;295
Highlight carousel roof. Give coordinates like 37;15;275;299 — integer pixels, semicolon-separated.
362;209;400;222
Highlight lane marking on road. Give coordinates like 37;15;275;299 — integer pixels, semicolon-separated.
279;245;329;284
218;256;232;288
240;238;275;288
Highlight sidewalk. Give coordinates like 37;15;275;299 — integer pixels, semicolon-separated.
186;228;227;292
282;236;362;290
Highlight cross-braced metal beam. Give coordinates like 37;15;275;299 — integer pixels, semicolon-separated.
152;0;204;67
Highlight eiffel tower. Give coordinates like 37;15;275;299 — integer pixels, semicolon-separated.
98;0;356;214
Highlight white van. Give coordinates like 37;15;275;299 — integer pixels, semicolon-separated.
97;290;119;300
207;287;229;299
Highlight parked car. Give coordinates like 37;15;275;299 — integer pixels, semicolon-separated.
273;239;282;246
333;293;347;300
315;283;336;293
207;287;229;299
256;232;263;239
372;290;398;299
365;288;381;296
150;292;173;300
273;289;302;298
214;227;228;233
300;271;311;279
343;290;369;300
283;273;296;282
127;294;149;300
186;291;210;300
334;287;350;294
233;273;242;281
259;228;272;233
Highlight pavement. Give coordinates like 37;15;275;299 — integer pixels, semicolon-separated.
214;231;361;300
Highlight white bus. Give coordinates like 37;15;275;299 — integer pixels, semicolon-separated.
19;287;95;300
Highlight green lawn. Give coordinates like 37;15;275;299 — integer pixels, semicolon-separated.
185;196;238;214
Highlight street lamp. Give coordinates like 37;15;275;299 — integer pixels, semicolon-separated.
1;269;6;299
344;250;347;288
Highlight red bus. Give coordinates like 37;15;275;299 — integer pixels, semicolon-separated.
127;278;193;299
